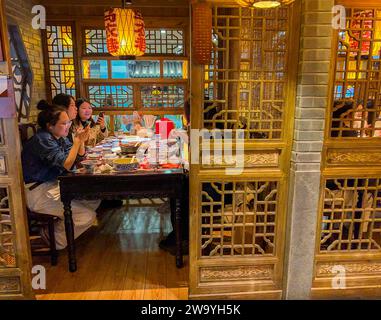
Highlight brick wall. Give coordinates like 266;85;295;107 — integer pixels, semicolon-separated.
283;0;334;299
5;0;46;122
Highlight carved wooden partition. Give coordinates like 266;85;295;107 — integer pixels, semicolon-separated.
190;1;300;299
0;0;33;299
312;1;381;298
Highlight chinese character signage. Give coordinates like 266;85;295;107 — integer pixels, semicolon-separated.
104;8;146;57
349;10;381;57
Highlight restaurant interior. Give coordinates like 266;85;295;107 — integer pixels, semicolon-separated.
1;0;381;300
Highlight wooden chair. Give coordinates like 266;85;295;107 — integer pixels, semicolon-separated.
18;122;37;146
27;209;59;266
19;123;59;265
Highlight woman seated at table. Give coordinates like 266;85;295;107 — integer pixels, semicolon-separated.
52;93;78;142
22;100;100;250
72;98;108;147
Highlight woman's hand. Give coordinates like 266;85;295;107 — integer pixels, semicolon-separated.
97;116;106;130
74;126;90;144
64;126;89;170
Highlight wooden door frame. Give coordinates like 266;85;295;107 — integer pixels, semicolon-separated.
189;0;301;299
0;0;34;299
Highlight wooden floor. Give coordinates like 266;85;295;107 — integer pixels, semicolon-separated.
33;200;189;300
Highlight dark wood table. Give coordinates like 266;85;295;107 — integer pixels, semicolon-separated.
58;168;187;272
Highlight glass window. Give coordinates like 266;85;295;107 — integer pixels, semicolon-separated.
85;29;108;54
140;85;185;108
145;29;184;55
45;25;76;97
87;85;133;108
163;60;188;79
83;28;185;56
111;60;160;79
82;60;108;79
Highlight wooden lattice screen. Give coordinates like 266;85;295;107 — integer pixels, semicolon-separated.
313;4;381;298
190;3;300;299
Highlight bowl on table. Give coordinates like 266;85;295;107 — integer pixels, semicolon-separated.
102;146;113;154
113;158;139;171
117;134;129;140
103;153;118;165
111;140;120;148
91;145;103;153
120;142;141;154
102;142;113;148
81;160;101;174
87;153;101;160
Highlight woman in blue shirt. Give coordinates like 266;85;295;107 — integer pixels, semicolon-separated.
22;101;100;250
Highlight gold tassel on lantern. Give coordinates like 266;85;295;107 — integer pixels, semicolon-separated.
192;2;212;65
104;4;146;59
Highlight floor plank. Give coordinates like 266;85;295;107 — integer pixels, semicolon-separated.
34;204;188;300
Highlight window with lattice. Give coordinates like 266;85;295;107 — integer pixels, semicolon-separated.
331;8;381;139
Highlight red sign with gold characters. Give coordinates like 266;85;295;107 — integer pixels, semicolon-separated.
349;10;373;56
104;9;119;54
104;8;146;57
133;10;146;54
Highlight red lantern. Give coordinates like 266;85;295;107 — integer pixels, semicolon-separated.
192;2;212;65
104;7;146;58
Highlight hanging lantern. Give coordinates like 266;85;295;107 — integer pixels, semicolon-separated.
192;2;212;65
104;1;146;59
235;0;294;9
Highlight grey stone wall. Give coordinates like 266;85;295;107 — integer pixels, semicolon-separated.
283;0;334;299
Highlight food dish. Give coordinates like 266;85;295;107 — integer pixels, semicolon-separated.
113;158;139;171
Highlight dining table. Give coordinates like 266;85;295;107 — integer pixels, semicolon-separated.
58;136;188;272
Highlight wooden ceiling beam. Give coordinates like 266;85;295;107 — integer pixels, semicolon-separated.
38;0;189;8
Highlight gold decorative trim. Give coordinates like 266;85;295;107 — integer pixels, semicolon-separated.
202;152;279;168
200;265;273;282
327;152;381;165
0;277;20;293
317;262;381;276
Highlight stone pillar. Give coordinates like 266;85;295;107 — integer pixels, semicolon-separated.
283;0;334;299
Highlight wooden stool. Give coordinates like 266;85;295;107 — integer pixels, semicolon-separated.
27;209;59;266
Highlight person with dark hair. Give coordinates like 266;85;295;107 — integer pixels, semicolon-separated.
22;100;100;250
72;98;108;147
52;93;77;120
52;93;78;142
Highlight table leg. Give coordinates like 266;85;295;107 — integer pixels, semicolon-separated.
63;200;77;272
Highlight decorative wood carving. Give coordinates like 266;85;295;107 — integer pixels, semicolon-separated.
0;277;20;293
202;152;279;167
317;262;381;276
327;151;381;165
200;265;273;282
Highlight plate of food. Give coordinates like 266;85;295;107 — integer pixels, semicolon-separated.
112;157;139;171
